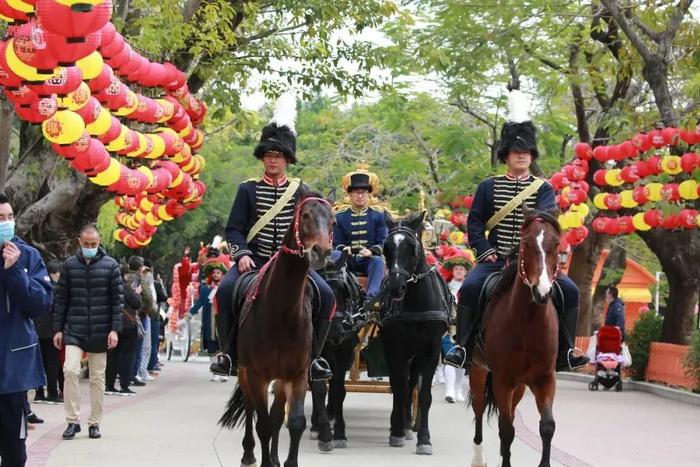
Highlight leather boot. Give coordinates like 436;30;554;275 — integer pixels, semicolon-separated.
444;304;477;369
62;423;81;439
310;319;333;381
210;323;238;376
556;307;589;371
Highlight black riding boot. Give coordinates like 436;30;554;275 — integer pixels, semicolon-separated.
556;307;589;371
310;319;333;381
210;316;238;377
444;304;477;369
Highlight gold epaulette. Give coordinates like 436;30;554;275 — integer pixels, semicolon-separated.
244;177;257;182
334;205;352;214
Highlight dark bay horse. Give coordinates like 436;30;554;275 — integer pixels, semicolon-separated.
380;211;450;455
310;249;364;451
219;193;335;467
469;210;561;467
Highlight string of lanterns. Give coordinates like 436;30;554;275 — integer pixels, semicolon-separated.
0;0;208;248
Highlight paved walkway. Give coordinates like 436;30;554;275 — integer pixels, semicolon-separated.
23;358;700;467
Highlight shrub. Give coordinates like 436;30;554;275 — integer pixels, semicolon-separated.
626;311;663;380
684;330;700;391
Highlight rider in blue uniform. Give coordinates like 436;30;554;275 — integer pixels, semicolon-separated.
444;89;588;372
332;170;387;300
211;95;335;381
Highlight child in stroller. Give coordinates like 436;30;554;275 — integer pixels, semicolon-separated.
587;326;626;392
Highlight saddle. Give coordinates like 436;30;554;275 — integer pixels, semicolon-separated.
233;269;321;327
317;268;367;334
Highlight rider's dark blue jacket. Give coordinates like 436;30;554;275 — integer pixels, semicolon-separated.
333;206;388;256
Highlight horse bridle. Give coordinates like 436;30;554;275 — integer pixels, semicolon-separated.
517;218;560;287
387;226;435;283
281;196;333;257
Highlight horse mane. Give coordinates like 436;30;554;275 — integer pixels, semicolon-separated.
490;209;560;297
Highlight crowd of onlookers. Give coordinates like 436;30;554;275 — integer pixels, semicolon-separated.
0;194;170;467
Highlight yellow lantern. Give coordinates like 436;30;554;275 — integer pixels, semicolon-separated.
134;210;146;222
76;52;104;80
42;110;85;145
127;133;148;158
145;134;166;159
194;154;206;170
59;82;91;111
5;40;57;81
105;125;129;152
112;230;123;242
620;190;638;208
89;159;122;186
145;212;163;226
114;91;139;116
169;169;184;188
449;231;464;244
181;157;196;173
646;182;663;202
570;202;590;218
632;212;652;231
139;196;154;213
86;107;112;136
604;169;624;187
6;0;34;14
660;155;683;175
564;210;584;228
137;167;155;187
157;205;174;221
135;237;152;247
558;214;569;230
156;99;174;123
679;179;699;200
593;193;608;210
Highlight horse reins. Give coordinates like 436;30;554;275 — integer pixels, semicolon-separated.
280;196;333;257
387;226;435;283
517;218;559;287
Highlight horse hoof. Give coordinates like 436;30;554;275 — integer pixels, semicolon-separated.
318;440;334;453
389;436;406;447
416;444;433;455
309;430;319;440
334;439;347;449
404;430;414;441
240;463;257;467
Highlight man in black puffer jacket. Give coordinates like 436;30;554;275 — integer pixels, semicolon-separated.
53;224;123;441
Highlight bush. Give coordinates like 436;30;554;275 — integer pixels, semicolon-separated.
684;330;700;391
626;311;663;380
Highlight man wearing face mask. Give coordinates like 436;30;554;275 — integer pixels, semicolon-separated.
53;224;123;441
0;194;53;467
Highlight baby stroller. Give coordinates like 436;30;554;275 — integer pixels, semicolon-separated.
588;326;624;392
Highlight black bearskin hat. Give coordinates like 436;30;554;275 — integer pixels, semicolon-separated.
254;93;297;164
496;90;539;163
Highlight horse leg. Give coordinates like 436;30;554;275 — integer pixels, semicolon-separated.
269;381;287;467
246;374;272;467
385;345;409;447
415;355;438;455
405;359;419;440
529;376;556;467
241;406;257;467
309;380;332;450
283;379;307;467
493;382;516;467
469;366;488;467
333;338;355;448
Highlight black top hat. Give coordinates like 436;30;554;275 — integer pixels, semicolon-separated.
347;173;372;192
496;90;539;163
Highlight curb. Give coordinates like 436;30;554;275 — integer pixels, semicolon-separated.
557;371;700;407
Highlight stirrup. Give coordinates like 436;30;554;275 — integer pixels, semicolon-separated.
210;353;233;376
310;358;332;382
567;348;589;370
444;345;467;368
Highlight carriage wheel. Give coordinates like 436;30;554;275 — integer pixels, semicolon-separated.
588;381;598;391
166;336;173;361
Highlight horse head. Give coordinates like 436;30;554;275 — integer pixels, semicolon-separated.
518;207;561;305
383;210;427;301
287;188;336;269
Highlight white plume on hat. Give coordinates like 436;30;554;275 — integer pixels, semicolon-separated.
211;235;223;249
506;89;531;124
269;92;297;135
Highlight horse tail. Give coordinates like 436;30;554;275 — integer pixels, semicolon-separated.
484;372;498;418
219;385;249;429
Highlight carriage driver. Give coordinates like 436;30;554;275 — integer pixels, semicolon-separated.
211;94;334;381
331;167;388;301
444;89;589;372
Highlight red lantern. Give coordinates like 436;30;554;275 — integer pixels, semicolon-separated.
28;66;82;97
632;133;652;152
575;142;593;161
679;129;697;145
75;96;101;124
681;152;698;173
661;127;679;146
14;93;57;123
97;117;122;143
619;165;640;183
116;51;144;78
88;64;113;92
604;218;621;235
0;0;30;22
634;160;650;178
36;0;113;38
139;62;168;87
661;214;678;230
4;86;36;106
162;62;187;90
550;172;569;190
592;217;608;234
100;32;125;59
643;209;663;228
593;169;607;186
645;155;662;175
116;130;140;156
68;138;111;176
44;30;102;67
607;144;622;161
661;183;680;202
450;211;467;228
593;145;609;162
618;216;635;234
619;140;638;159
604;193;622;211
11;21;60;74
678;209;699;229
632;185;649;205
566;188;587;205
105;42;131;70
648;129;665;148
462;195;474;209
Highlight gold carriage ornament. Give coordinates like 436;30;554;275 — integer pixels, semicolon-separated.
336;161;394;214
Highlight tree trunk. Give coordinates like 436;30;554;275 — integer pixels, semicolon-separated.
0;96;13;191
639;229;700;344
567;230;608;336
590;244;626;330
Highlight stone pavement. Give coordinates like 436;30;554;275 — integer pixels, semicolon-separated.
23;358;700;467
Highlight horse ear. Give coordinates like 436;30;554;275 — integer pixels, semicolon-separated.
384;210;397;230
327;188;337;204
521;202;533;220
298;183;310;199
406;210;427;232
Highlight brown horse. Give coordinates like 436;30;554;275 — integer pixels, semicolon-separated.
219;192;335;467
469;210;561;467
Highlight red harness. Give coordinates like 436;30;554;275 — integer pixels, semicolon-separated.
280;196;333;257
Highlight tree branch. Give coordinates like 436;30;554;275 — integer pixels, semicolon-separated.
450;98;493;128
16;173;85;234
632;16;662;43
409;124;440;185
600;0;654;61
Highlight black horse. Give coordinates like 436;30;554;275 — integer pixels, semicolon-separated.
379;211;450;455
310;249;364;451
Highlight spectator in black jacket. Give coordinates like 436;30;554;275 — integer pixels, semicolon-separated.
605;287;626;341
53;224;123;441
34;260;64;404
106;266;143;396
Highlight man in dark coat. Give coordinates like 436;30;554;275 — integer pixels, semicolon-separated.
212;94;335;381
444;89;588;372
34;260;64;404
605;287;626;341
332;169;387;299
0;193;53;467
53;224;123;440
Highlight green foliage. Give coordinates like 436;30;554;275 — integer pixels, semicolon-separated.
627;311;664;380
684;330;700;391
